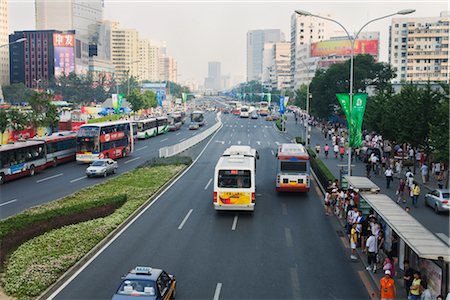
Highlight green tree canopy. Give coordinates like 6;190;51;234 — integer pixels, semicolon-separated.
2;83;34;104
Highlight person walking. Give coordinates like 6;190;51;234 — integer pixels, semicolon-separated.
380;270;396;300
397;178;406;203
410;271;422;300
324;143;330;159
420;163;429;184
339;145;345;161
403;260;415;298
385;166;394;189
365;230;378;273
333;144;339;159
412;181;421;208
315;144;321;156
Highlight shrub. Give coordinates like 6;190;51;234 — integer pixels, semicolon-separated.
138;156;192;168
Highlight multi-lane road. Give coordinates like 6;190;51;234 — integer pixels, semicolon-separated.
0;111;217;219
50;112;371;299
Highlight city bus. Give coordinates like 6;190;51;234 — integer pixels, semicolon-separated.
240;106;249;118
275;143;311;192
168;113;183;131
156;116;169;134
0;140;46;184
190;111;205;127
31;131;77;167
135;118;157;139
259;101;269;116
76;120;134;163
213;146;257;211
228;101;241;115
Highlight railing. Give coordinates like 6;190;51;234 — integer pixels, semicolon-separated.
159;113;222;158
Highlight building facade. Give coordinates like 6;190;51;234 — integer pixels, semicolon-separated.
246;29;284;82
138;39;161;82
290;12;333;89
204;61;221;91
9;30;76;88
111;22;139;82
389;11;449;83
159;55;177;83
0;0;9;99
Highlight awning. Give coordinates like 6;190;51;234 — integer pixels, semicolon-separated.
345;176;380;192
360;192;450;262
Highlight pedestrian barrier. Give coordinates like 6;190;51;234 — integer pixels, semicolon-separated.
159;113;222;158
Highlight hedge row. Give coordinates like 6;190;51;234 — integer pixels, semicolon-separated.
138;155;192;168
3;164;185;299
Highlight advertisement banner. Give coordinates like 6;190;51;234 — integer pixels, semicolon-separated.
181;92;187;103
111;94;124;114
284;96;289;108
54;47;75;77
156;90;163;107
267;93;271;106
336;93;367;148
218;192;251;205
311;39;379;57
279;96;285;114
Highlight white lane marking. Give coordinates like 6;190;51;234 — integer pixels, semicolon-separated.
178;209;193;230
267;141;271;146
124;157;141;164
180;138;186;142
257;141;261;145
231;215;238;231
436;233;449;245
160;138;168;142
290;267;301;299
176;132;181;135
285;228;293;247
0;199;17;207
248;140;251;145
70;176;87;183
271;150;275;156
192;132;197;136
281;202;288;215
204;178;213;190
237;141;241;145
36;173;63;183
228;141;231;144
254;125;257;128
47;118;224;300
136;146;148;151
213;283;223;300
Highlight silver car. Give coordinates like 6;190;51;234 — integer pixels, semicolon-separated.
86;159;118;178
425;189;450;213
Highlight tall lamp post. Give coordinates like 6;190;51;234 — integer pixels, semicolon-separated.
296;57;313;147
295;9;415;176
0;38;27;103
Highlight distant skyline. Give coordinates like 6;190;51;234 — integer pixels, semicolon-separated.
8;0;449;85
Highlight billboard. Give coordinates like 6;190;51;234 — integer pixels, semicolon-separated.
310;39;379;57
53;33;75;77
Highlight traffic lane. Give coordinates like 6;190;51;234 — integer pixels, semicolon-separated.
302;121;450;237
0;113;218;218
54;118;230;299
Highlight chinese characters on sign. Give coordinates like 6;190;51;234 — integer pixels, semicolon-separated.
53;33;75;77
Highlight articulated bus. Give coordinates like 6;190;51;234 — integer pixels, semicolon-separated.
276;143;311;192
259;101;269;116
156;116;169;134
136;118;157;139
31;132;78;167
168;113;182;131
76;120;134;163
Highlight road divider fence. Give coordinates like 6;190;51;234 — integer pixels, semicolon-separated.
159;113;222;158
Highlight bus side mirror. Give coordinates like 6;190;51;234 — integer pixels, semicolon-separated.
256;151;260;160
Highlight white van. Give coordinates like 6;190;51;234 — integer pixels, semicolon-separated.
213;150;256;211
240;106;249;118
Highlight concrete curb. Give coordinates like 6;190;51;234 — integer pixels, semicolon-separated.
37;164;188;300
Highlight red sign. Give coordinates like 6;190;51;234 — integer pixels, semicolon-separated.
9;128;37;142
310;39;379;57
53;33;75;47
100;132;125;143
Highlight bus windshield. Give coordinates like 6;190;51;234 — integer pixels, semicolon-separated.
241;107;248;112
76;138;99;152
280;161;307;173
218;170;251;188
78;126;99;137
191;113;204;123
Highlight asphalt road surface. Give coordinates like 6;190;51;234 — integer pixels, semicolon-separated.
51;113;370;300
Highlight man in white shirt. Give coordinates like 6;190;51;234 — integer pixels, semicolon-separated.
366;231;378;273
385;167;394;189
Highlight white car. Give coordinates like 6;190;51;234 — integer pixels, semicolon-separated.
425;189;450;213
86;159;118;178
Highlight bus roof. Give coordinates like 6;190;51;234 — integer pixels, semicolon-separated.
222;146;257;158
135;117;156;123
277;143;309;160
31;132;78;143
192;110;204;114
80;120;132;128
215;154;254;171
0;140;45;152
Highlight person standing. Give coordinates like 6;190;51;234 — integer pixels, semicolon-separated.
365;230;378;273
385;166;394;189
420;163;429;184
420;281;431;300
412;181;421;208
380;270;396;300
403;260;415;298
350;223;358;260
410;271;422;300
324;143;330;159
397;178;406;203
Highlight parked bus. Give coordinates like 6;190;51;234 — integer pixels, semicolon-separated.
213;146;257;211
76;120;134;163
135;118;157;139
190;111;205;126
168;113;183;131
0;140;46;184
31;131;77;168
276;143;311;192
259;101;269;116
240;106;249;118
156;116;169;134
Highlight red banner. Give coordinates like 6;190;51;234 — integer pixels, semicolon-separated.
310;39;379;57
100;132;125;143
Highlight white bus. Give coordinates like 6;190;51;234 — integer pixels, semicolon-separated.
276;143;311;192
156;116;169;134
136;118;157;139
240;106;249;118
213;146;257;211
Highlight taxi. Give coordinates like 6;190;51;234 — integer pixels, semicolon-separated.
111;266;176;300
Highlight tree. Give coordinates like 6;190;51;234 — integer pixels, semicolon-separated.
2;83;34;104
7;109;28;132
292;85;308;109
142;90;157;108
28;92;60;129
127;89;145;114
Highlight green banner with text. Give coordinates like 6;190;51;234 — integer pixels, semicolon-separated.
336;93;367;148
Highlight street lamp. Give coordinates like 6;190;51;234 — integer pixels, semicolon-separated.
295;8;415;176
296;57;313;147
0;38;27;103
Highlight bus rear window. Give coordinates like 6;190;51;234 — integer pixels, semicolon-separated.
218;170;251;188
280;161;307;172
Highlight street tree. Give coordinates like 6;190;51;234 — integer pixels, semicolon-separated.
7;109;28;132
127;89;145;115
2;83;34;104
142;90;157;108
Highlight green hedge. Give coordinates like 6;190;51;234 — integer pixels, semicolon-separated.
307;148;336;189
138;156;192;168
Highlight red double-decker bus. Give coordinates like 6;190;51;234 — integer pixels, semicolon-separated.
76;121;134;163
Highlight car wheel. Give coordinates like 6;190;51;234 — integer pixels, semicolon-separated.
29;165;35;176
103;171;107;178
0;173;5;184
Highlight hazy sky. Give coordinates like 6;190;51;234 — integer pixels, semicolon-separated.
8;0;449;84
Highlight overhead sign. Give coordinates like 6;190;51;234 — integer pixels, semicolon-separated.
311;39;379;57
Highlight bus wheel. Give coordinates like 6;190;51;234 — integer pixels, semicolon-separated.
0;173;5;184
53;158;58;167
29;165;35;176
122;149;127;157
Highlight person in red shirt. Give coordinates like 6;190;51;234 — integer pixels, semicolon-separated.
380;270;396;300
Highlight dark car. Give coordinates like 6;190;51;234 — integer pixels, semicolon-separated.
112;266;176;300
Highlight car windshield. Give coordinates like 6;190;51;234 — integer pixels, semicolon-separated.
91;161;106;166
117;279;156;296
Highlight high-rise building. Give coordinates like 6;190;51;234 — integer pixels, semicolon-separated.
138;39;161;82
204;61;221;91
246;29;284;82
9;30;76;88
159;55;177;83
290;12;333;89
262;42;291;91
0;0;9;93
389;11;449;83
111;22;139;82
